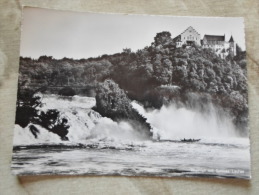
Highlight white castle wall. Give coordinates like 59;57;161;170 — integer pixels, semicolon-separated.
180;27;201;46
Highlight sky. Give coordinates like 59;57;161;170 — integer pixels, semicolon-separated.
20;7;246;59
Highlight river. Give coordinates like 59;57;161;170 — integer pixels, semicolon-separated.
11;94;251;179
12;138;250;179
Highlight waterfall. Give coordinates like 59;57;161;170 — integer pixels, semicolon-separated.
132;96;238;140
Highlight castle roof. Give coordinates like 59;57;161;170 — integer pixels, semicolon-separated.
173;26;200;42
203;34;225;41
181;26;200;35
229;35;234;42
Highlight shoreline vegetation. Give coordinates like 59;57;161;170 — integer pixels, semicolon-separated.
15;31;248;142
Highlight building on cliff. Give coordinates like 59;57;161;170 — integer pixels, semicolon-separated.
173;26;236;58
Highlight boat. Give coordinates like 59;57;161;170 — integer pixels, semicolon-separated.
180;138;201;142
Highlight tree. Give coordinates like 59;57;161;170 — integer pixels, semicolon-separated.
154;31;172;46
37;109;70;140
122;48;132;54
15;82;70;140
15;88;42;128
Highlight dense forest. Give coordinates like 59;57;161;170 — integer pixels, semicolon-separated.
16;31;248;139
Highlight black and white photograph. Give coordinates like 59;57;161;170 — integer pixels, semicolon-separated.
12;7;250;179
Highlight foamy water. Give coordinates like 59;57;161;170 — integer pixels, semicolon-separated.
132;101;238;140
12;94;251;179
12;138;250;179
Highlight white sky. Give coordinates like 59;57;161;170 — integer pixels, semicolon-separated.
20;7;246;59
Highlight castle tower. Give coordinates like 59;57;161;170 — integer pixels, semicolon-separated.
229;35;236;56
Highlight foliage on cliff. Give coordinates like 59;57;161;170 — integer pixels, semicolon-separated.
18;31;248;135
93;79;152;138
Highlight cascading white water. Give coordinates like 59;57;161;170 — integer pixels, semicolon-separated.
13;92;240;146
88;118;148;141
132;100;238;140
13;94;148;145
39;94;152;142
13;124;62;145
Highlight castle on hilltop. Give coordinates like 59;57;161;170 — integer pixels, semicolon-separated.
172;26;236;58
